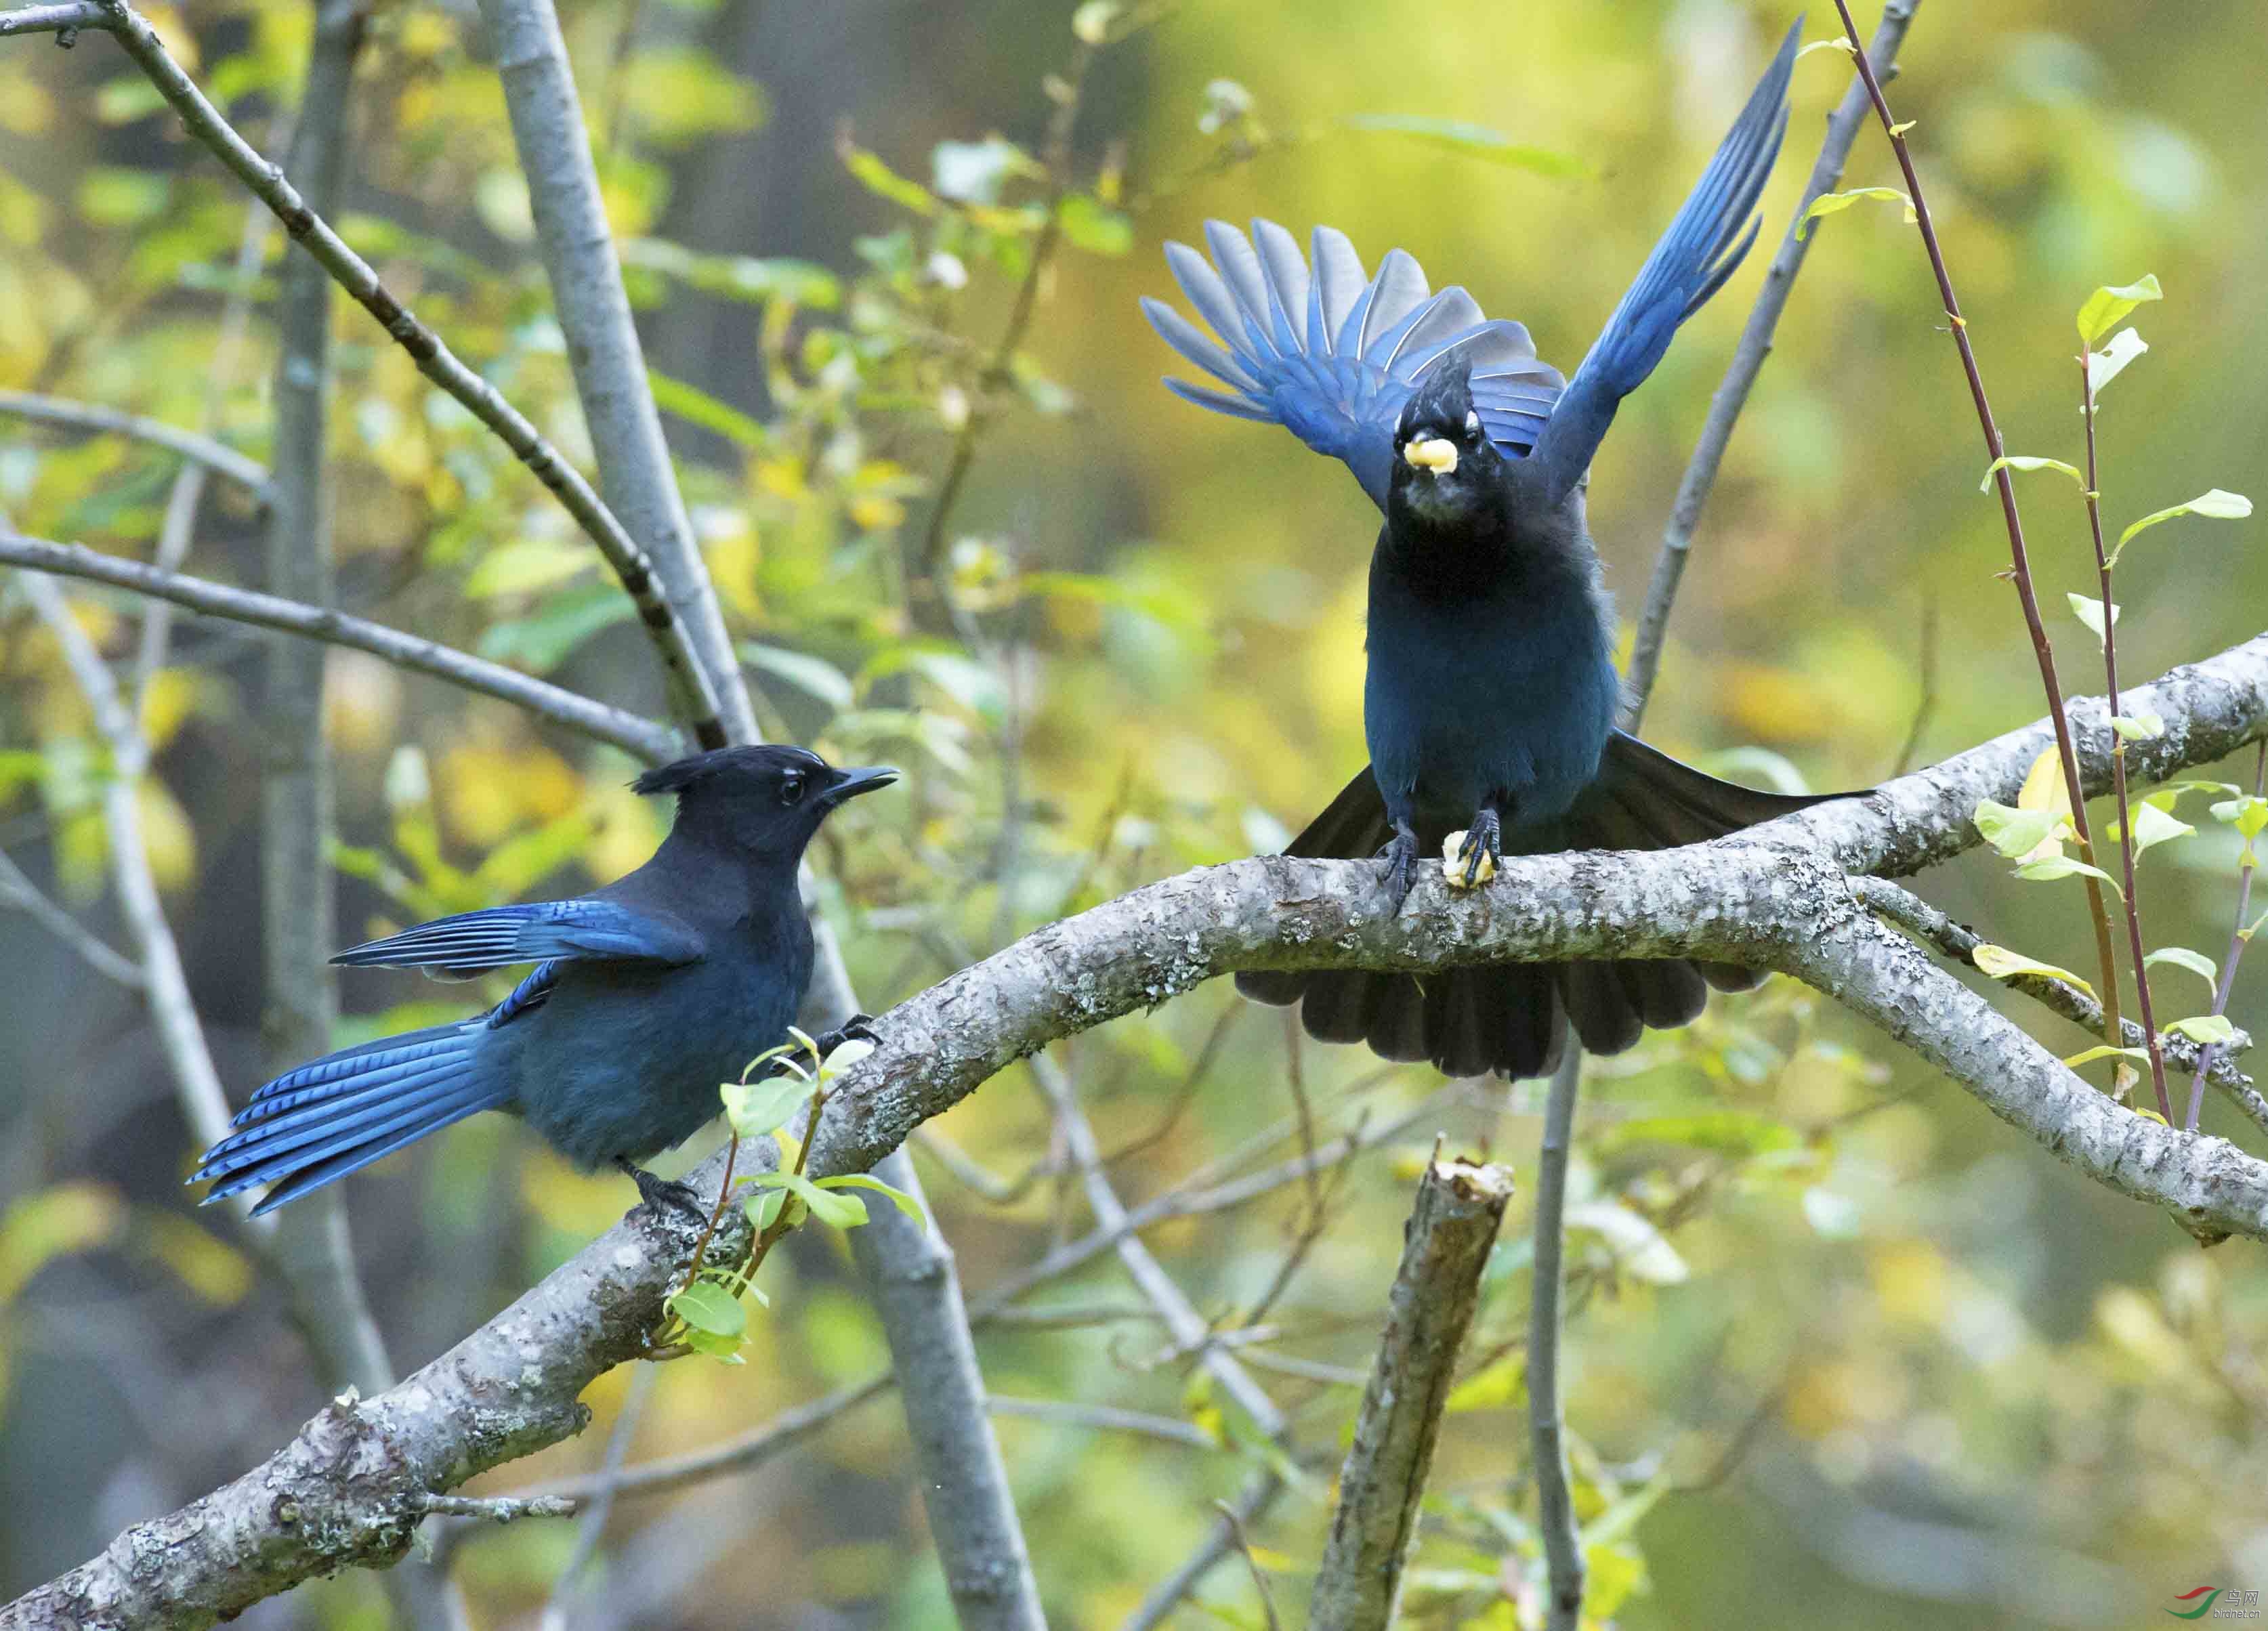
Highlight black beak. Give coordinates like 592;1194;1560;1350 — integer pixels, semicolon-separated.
824;765;898;805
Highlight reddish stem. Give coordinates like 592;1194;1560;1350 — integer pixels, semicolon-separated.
1829;0;2124;1055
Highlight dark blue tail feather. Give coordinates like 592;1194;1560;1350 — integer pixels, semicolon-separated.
191;1021;507;1214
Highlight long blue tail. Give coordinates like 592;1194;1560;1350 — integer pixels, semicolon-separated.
191;1020;508;1216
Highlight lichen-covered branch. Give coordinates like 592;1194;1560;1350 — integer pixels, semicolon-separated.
9;634;2267;1627
1309;1155;1513;1631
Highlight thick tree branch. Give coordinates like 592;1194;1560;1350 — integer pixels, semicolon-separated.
12;635;2268;1626
26;0;730;746
1528;1051;1585;1630
0;534;680;761
1309;1154;1513;1631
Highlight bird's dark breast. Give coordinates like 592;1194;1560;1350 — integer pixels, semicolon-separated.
507;916;812;1168
1363;562;1619;839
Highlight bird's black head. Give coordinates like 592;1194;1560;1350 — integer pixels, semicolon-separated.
1387;358;1503;528
634;744;896;858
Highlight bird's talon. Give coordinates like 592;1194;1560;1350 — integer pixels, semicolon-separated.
616;1158;706;1222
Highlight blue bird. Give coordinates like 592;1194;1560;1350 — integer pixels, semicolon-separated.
1147;22;1862;1078
191;746;895;1217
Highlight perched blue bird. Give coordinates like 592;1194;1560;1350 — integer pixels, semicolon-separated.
191;746;894;1216
1147;22;1858;1078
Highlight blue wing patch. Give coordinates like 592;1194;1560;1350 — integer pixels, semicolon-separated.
1142;219;1566;509
331;899;706;975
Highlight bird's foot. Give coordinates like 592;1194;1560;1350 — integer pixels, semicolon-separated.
615;1157;706;1223
1448;809;1503;889
816;1013;881;1055
1378;826;1420;913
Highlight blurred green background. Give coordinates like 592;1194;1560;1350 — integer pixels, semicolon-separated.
1;0;2265;1625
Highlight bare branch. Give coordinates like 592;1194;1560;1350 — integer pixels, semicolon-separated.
474;0;753;746
0;846;144;988
1529;1053;1585;1631
0;390;273;504
50;0;729;746
0;534;679;761
1624;0;1921;725
1311;1153;1513;1631
984;1395;1221;1450
0;1;102;37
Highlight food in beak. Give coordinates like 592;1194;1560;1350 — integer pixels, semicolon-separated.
1402;436;1458;475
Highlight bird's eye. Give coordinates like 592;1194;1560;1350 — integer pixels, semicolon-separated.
1464;409;1481;436
779;776;805;806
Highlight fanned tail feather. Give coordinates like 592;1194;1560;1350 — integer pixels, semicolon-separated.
1236;740;1857;1077
191;1021;507;1216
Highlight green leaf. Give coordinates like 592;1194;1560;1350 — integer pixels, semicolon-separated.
1973;800;2067;860
1795;37;1856;59
2076;273;2162;347
2124;801;2196;859
2110;489;2252;566
1970;943;2095;998
2064;1045;2151;1068
684;1327;747;1363
2108;713;2164;742
931;135;1039;205
2085;326;2149;396
816;1174;926;1223
1795;187;1915;240
2067;593;2118;647
740;643;855;711
755;1171;868;1229
1592;1111;1798;1157
1057;194;1133;256
721;1072;812;1140
1337;114;1587;177
648;368;768;448
842;145;938;216
667;1279;745;1338
746;1187;790;1232
463;538;593;599
2209;795;2268;841
1565;1202;1687;1284
2143;947;2219;994
474;584;635;673
1979;455;2083;494
2015;855;2123;897
2168;1014;2238;1044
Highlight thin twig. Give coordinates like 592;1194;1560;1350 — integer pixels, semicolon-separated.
1828;0;2125;1058
0;534;679;761
1853;876;2267;1134
1892;589;1938;777
0;1;103;37
2191;741;2268;1129
0;391;272;505
70;0;728;746
0;847;144;987
1213;1499;1284;1631
1120;1469;1282;1631
412;1494;576;1523
1623;0;1921;726
1530;1048;1585;1631
984;1394;1221;1450
541;1363;654;1629
2077;350;2170;1116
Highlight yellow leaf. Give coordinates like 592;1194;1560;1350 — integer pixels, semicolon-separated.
138;667;198;753
2013;746;2072;864
136;776;198;892
136;1211;253;1305
0;1182;124;1307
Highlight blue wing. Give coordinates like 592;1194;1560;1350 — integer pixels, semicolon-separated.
1527;20;1800;505
331;898;705;975
1142;219;1566;509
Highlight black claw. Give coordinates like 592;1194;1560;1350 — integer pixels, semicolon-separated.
1379;826;1419;914
615;1157;706;1221
839;1013;881;1047
1458;809;1503;888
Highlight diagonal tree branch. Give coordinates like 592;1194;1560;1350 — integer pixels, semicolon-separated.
24;0;730;746
0;534;679;761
